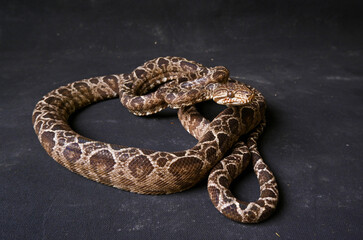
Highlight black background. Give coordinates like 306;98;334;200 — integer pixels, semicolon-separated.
1;0;362;239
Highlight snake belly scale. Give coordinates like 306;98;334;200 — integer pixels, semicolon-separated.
32;56;278;223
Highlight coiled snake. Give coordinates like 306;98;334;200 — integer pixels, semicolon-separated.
32;56;278;223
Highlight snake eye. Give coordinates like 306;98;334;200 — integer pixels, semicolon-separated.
227;91;234;98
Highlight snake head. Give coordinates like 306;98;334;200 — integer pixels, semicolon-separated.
212;81;255;106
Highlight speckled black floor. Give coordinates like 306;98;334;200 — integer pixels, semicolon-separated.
1;1;362;239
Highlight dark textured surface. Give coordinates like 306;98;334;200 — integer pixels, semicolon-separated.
1;0;362;239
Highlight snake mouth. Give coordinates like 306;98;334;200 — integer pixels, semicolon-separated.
213;94;255;106
214;98;248;105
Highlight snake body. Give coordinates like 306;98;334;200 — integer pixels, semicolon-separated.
178;106;278;222
32;57;278;223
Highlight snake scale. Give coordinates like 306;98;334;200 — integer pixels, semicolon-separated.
32;56;278;223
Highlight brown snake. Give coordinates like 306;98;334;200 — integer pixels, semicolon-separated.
32;56;278;223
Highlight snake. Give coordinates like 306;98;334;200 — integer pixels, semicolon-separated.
32;56;278;223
